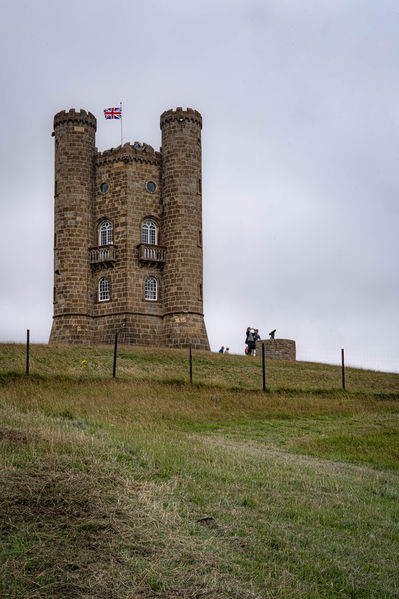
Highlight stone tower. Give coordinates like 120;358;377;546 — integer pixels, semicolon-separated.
51;109;96;343
49;106;210;350
161;108;209;348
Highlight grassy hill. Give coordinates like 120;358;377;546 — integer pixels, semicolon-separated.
1;344;398;598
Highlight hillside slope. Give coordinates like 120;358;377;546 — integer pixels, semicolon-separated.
1;344;399;598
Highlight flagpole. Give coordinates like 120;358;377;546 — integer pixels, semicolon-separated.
120;101;123;146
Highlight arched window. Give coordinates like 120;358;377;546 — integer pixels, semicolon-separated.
98;277;110;302
142;220;157;245
99;221;113;246
145;276;157;301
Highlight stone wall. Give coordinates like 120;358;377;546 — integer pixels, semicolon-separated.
92;313;163;346
256;339;296;361
92;144;163;321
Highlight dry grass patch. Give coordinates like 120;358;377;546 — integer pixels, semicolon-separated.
0;414;267;598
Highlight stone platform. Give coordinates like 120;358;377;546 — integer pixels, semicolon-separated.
255;339;296;361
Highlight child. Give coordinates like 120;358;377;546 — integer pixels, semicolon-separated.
253;329;260;356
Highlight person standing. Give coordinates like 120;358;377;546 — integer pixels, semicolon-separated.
245;327;255;356
253;329;260;357
219;346;224;353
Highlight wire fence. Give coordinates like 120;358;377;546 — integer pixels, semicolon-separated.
12;329;399;393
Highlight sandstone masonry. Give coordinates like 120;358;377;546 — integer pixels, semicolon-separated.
256;339;296;361
49;107;210;349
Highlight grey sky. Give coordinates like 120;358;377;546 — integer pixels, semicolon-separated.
1;0;398;372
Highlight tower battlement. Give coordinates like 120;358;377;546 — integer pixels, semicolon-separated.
96;142;161;167
54;108;97;130
49;106;209;350
160;107;202;128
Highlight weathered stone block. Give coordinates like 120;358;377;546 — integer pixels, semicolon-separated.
256;339;296;361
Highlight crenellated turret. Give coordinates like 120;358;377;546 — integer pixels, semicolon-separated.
160;107;210;349
49;108;97;344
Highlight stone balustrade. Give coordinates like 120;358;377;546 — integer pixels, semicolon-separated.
89;245;117;269
138;243;166;263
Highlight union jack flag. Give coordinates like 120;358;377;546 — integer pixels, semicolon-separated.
104;107;122;119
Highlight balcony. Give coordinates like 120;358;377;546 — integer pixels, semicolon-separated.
138;243;166;264
89;245;117;270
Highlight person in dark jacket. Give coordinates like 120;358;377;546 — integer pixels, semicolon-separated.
245;327;256;356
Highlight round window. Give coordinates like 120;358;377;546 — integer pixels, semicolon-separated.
100;182;109;193
146;181;156;193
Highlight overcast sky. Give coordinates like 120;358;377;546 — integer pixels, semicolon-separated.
1;0;398;372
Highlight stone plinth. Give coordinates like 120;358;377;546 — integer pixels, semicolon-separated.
256;339;296;361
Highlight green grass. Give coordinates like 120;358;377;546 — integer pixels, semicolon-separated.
0;343;398;598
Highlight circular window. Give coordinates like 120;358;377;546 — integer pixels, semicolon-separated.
100;182;109;193
146;181;156;193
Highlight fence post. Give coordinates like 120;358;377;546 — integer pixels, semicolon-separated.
26;329;30;376
113;332;119;378
262;342;266;392
189;343;193;384
341;348;345;390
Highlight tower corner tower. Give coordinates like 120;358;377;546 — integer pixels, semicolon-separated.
49;108;97;344
160;107;210;350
